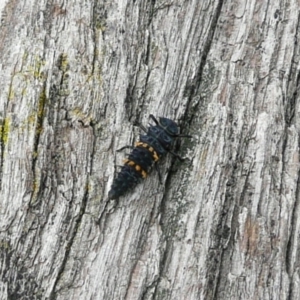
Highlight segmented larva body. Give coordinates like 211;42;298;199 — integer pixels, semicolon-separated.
108;115;188;199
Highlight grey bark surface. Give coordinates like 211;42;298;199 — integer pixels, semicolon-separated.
1;0;300;299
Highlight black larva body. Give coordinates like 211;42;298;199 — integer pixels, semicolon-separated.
108;115;185;200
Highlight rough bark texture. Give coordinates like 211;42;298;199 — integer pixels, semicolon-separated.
1;0;300;299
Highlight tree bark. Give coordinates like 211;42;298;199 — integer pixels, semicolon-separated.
1;0;300;299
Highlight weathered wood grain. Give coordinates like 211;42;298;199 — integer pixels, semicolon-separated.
1;0;300;299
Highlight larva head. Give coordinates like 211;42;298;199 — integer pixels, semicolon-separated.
158;117;179;136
